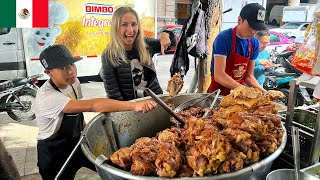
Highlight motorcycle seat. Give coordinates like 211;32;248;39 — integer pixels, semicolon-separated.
11;78;28;87
0;80;14;92
278;51;294;58
0;78;28;92
269;72;296;77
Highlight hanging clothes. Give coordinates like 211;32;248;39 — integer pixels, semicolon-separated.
170;3;207;77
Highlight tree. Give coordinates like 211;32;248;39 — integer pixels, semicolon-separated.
191;0;222;93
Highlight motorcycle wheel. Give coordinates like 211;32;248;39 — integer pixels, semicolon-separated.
280;89;305;107
7;88;37;121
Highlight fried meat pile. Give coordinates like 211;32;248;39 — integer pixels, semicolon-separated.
109;86;284;178
166;74;184;97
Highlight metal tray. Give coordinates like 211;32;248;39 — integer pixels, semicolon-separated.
281;108;318;168
301;163;320;179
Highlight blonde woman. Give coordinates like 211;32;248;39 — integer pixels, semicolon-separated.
100;7;175;100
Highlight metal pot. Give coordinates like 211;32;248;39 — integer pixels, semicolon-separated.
81;93;287;180
266;169;318;180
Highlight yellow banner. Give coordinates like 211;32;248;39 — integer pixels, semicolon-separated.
53;0;156;56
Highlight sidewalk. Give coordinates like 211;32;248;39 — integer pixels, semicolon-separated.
0;111;101;179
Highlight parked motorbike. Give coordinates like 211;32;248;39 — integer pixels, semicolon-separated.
264;49;312;106
0;74;42;121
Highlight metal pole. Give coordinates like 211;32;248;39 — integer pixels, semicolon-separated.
310;103;320;165
187;65;198;93
285;79;298;130
54;135;85;180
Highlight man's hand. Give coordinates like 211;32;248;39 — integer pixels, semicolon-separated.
134;100;157;113
259;60;275;68
159;32;171;55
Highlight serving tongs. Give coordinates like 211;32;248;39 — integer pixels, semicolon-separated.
292;126;300;180
173;89;221;118
137;87;185;127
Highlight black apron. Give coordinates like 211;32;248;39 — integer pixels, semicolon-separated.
37;79;95;180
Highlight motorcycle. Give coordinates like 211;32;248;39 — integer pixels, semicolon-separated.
0;74;42;121
264;48;312;106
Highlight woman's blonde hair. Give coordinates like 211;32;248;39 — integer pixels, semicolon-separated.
105;7;151;67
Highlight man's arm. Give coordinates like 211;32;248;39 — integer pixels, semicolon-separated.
245;60;267;93
214;56;243;89
63;99;157;114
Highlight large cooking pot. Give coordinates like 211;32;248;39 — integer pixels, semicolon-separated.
81;93;287;180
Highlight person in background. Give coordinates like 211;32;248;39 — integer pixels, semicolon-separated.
209;3;267;96
254;30;271;86
100;7;176;101
35;44;157;180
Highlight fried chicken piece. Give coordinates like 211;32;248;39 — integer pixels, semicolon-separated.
182;116;218;144
166;74;184;97
259;114;282;128
131;158;156;175
218;150;246;173
219;113;281;155
237;96;270;109
176;107;205;119
220;89;270;109
186;147;210;176
258;114;284;145
178;164;194;177
130;137;159;175
131;137;159;162
182;117;233;176
256;133;278;155
220;94;237;107
215;112;268;140
197;127;232;163
156;127;183;147
110;147;132;170
222;128;260;164
267;90;285;100
186;127;233;176
231;86;262;99
269;127;284;145
253;104;278;115
217;105;248;118
155;142;182;177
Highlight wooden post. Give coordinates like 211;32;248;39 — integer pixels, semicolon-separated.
191;0;222;93
0;139;21;180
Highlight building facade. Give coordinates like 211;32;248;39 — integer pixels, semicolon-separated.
157;0;193;27
156;0;317;28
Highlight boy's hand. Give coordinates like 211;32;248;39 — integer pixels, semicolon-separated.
134;100;157;113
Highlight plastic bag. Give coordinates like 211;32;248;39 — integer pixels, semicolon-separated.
291;4;320;75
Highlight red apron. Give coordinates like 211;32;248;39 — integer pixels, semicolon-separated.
209;26;252;96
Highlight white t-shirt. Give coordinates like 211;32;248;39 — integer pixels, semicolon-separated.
35;78;83;140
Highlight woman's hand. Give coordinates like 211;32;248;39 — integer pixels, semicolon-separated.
134;100;157;113
159;32;171;55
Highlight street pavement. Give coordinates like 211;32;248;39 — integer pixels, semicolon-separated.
0;54;196;179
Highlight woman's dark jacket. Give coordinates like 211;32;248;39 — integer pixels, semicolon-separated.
101;37;171;101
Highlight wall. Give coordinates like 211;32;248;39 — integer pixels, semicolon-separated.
157;0;176;27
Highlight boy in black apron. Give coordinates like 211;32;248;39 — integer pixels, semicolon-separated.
36;44;157;180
